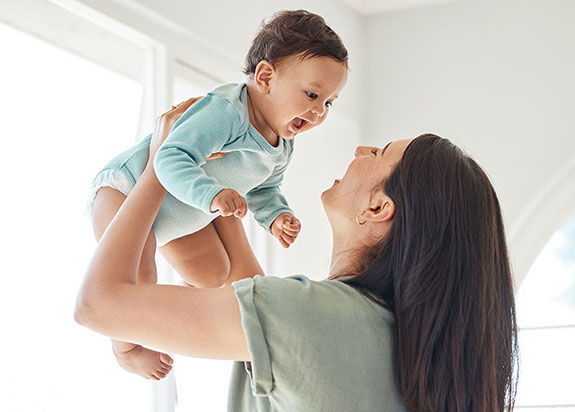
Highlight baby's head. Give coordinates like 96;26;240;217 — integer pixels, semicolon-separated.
244;10;349;139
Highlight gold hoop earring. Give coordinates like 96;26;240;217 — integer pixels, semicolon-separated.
356;212;367;226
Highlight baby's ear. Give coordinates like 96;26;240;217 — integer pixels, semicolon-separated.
253;60;274;94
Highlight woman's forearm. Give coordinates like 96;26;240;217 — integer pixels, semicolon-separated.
76;166;167;315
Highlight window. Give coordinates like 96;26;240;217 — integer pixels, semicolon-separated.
0;14;155;412
514;215;575;410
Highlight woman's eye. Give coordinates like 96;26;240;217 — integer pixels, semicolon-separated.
371;148;378;156
306;91;318;99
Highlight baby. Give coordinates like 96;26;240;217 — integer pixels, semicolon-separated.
87;9;348;380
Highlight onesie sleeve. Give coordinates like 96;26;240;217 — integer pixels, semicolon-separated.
245;144;294;232
153;94;240;214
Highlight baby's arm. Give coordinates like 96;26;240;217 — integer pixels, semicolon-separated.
153;95;240;214
246;153;301;247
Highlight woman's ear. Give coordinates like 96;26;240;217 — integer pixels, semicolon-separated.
365;190;395;223
253;60;275;94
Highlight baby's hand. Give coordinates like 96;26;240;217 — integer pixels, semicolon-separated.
271;214;301;248
210;189;247;218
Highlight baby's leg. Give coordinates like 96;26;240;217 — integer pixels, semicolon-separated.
158;215;264;287
158;223;231;288
91;187;173;380
212;215;265;285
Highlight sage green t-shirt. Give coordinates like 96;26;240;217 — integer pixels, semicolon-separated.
228;275;406;412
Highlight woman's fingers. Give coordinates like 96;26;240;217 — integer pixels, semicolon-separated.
205;152;227;161
164;96;203;128
171;96;201;113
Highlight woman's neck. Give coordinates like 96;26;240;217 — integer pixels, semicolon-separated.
328;235;360;279
245;82;279;147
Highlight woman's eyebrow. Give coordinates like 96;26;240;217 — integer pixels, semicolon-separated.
380;142;392;157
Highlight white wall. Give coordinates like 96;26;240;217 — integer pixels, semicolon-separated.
363;0;575;284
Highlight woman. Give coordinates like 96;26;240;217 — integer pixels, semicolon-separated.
75;98;519;411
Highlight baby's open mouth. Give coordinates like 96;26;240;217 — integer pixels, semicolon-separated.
292;117;307;131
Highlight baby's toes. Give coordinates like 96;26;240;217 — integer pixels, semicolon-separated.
153;369;167;380
160;353;174;366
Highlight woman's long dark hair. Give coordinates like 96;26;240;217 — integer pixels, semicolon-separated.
339;134;518;411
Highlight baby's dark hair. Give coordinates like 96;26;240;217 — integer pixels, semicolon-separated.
243;9;349;75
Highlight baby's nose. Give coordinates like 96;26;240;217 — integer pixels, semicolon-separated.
311;103;326;117
302;112;319;124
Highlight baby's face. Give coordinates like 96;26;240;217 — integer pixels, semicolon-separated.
267;55;348;139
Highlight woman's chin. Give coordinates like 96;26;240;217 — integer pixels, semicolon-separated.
320;192;335;220
320;188;330;204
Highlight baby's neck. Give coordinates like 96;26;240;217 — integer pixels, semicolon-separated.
245;81;279;147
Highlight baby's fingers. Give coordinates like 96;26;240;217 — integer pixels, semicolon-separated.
231;196;246;218
277;236;290;248
220;198;238;216
238;198;248;218
280;231;297;247
219;203;234;216
282;225;300;236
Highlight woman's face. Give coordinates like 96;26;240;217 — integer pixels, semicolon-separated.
321;139;413;231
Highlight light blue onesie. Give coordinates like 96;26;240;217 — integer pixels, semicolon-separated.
88;83;295;246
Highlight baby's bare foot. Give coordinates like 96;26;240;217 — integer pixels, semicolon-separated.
113;344;174;380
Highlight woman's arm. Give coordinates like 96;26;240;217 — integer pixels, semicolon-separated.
75;98;250;361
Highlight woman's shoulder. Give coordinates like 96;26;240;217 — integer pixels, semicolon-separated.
233;274;395;326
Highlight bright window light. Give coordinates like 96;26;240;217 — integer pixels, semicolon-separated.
515;215;575;409
0;21;152;412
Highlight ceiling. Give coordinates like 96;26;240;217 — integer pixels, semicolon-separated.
338;0;467;15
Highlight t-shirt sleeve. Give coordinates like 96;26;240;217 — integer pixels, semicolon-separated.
230;275;401;411
232;274;331;396
153;94;240;214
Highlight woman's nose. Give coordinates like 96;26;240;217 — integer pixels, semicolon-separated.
354;146;368;158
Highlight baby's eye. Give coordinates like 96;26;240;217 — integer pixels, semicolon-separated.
306;91;318;99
